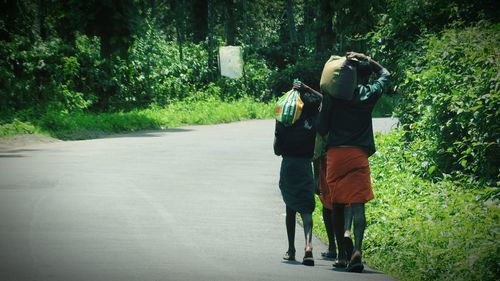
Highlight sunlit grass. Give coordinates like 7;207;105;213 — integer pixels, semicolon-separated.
0;97;274;140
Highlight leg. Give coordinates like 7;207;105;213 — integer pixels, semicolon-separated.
351;203;366;254
332;203;347;267
284;206;296;260
346;203;366;272
322;206;337;259
344;205;354;261
300;212;314;266
300;212;313;251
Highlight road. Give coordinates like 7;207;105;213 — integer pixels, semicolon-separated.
0;118;398;281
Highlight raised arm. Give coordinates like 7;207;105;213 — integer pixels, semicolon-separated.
293;81;323;98
346;52;391;102
346;52;390;76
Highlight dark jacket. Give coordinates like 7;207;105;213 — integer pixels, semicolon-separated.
316;68;390;156
274;91;322;158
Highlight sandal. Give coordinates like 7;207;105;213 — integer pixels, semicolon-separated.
283;250;296;261
343;237;354;261
346;251;364;273
321;251;337;259
332;259;347;268
302;250;314;266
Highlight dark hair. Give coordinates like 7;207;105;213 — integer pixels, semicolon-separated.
299;91;321;118
356;61;373;83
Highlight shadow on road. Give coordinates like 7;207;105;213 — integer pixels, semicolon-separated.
0;154;26;158
99;128;193;139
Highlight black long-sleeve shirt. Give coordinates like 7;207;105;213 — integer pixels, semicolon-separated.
274;91;322;158
316;68;390;156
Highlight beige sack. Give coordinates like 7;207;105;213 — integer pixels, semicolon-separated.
319;55;357;100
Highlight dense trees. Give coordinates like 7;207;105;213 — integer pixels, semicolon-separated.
0;0;498;180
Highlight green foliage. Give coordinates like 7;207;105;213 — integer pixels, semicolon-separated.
367;131;499;281
112;24;201;109
20;94;274;140
109;22;274;110
0;119;41;136
0;23;274;115
0;34;100;115
397;23;499;181
268;57;323;98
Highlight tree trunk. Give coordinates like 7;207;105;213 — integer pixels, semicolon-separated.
285;0;297;48
150;0;157;17
207;0;217;80
302;0;314;47
224;0;236;45
315;0;335;58
240;0;249;45
172;0;185;61
34;0;46;40
189;0;208;43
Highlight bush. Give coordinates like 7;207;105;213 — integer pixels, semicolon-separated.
110;23;274;110
215;53;274;101
0;119;40;136
0;34;101;116
396;22;499;181
110;24;203;109
365;131;500;281
26;93;273;140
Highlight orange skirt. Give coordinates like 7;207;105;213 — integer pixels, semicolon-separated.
317;158;332;209
326;147;374;204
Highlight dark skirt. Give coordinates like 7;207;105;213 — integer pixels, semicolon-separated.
279;157;315;214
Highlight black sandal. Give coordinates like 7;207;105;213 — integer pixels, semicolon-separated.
332;259;347;268
302;250;314;266
344;237;354;261
283;251;296;261
321;251;337;259
346;252;364;273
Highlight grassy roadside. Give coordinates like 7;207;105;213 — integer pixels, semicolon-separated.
312;131;499;281
0;96;274;140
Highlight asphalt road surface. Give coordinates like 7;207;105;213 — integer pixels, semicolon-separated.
0;118;399;281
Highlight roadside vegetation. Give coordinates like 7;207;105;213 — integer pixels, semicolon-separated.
0;95;273;139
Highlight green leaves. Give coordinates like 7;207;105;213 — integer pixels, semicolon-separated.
366;132;499;281
396;22;500;181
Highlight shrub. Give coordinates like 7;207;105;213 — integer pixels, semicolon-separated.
0;34;103;117
364;131;500;281
396;22;499;181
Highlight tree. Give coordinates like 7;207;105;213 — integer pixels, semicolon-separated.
172;0;186;60
314;0;335;58
223;0;236;45
207;0;217;80
188;0;208;43
285;0;298;55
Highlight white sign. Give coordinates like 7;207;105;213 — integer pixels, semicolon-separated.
219;46;244;79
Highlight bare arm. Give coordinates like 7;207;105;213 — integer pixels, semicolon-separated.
292;81;323;98
346;51;390;76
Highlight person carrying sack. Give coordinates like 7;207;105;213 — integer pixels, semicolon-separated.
274;80;322;266
317;51;391;272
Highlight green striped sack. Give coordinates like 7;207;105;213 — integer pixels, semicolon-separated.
275;89;304;126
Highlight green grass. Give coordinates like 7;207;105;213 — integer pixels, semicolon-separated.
312;131;499;281
0;96;274;140
0;119;44;136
